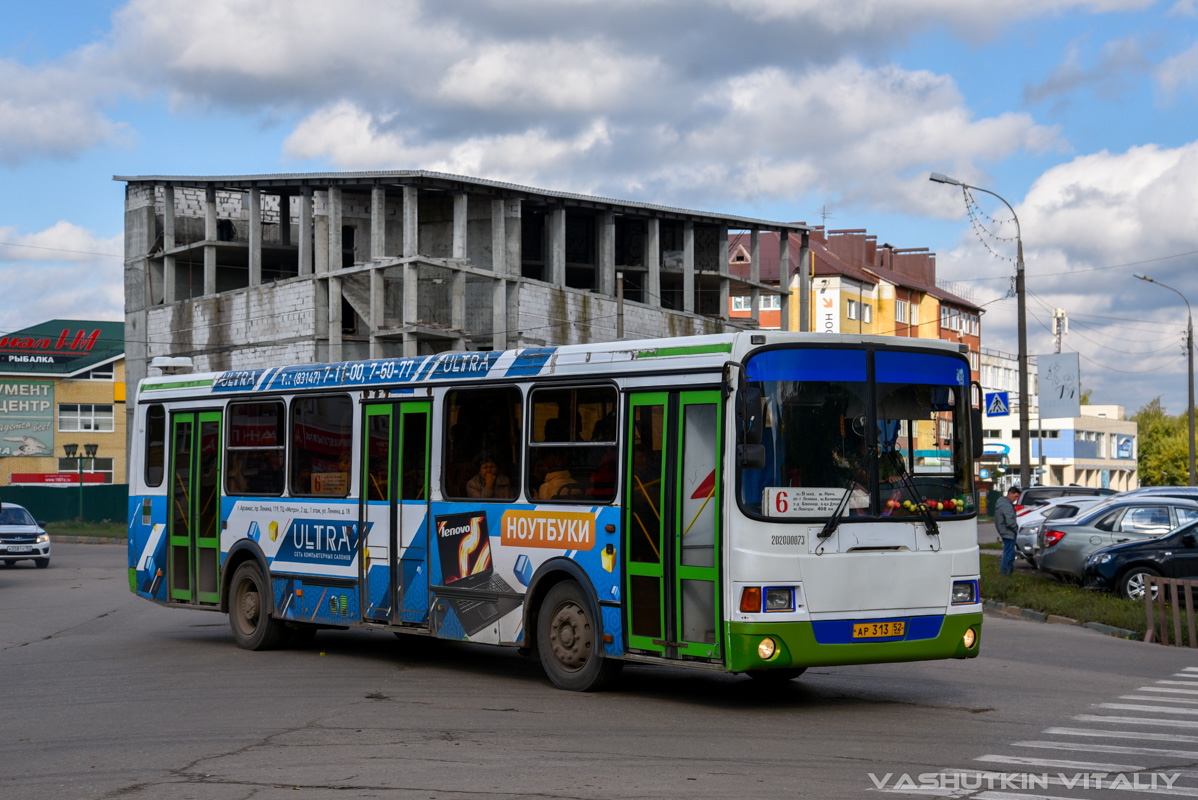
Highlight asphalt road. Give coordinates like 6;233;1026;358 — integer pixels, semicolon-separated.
2;543;1196;800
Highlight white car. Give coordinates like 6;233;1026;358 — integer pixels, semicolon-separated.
0;502;51;568
1016;495;1108;565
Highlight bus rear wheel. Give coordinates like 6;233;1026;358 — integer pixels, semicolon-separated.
229;562;287;650
537;581;621;691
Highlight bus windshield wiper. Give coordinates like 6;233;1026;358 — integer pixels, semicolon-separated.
884;449;939;537
818;447;873;540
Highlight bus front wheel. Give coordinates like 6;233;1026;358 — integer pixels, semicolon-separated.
229;562;287;650
537;581;621;691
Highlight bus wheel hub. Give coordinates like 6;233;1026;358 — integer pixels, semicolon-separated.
549;603;589;669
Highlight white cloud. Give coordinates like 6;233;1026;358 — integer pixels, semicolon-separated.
0;223;123;333
1155;41;1198;98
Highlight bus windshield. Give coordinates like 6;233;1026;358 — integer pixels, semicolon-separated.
740;347;974;520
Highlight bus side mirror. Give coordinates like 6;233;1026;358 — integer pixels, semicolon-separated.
738;444;766;470
971;407;983;460
738;386;763;445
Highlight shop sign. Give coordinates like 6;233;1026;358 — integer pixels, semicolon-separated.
0;380;54;457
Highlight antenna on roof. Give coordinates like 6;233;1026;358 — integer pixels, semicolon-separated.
820;204;835;227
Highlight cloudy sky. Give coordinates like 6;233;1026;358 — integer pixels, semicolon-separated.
1;0;1195;415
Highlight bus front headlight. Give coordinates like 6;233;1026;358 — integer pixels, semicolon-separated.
951;580;978;605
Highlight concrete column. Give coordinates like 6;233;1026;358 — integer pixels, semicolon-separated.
798;230;811;332
327;186;342;272
278;195;291;247
718;224;730;322
779;231;791;332
370;186;387;261
505;199;521;345
402;185;420;357
549;207;566;286
750;228;761;326
598;211;615;297
682;221;695;313
370;267;383;358
329;276;343;362
163;185;177;303
491;198;508;351
402;186;418;258
646;218;660;306
314;190;329;274
204;187;217;295
298;186;313;276
248;188;262;286
452;193;468;260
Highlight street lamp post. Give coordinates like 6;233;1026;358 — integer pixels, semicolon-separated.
61;443;99;520
1135;274;1196;486
930;172;1031;488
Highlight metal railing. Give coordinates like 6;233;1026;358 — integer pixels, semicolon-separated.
1144;576;1198;647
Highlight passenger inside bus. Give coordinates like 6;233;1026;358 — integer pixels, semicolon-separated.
536;450;581;500
466;453;514;499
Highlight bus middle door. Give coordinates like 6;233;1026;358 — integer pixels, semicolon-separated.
360;401;431;627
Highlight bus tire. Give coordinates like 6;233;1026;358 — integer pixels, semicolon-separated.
746;668;806;682
537;580;621;691
228;562;287;650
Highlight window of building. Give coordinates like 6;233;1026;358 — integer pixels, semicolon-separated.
528;385;618;503
895;300;909;324
290;395;353;497
731;296;750;312
863;304;872;323
145;404;165;487
762;294;780;310
940;306;950;329
969;351;979;370
75;364;115;381
59;403;114;432
227;401;286;496
910;304;918;327
58;457;114;483
443;387;523;500
847;300;859;320
983;429;1001;438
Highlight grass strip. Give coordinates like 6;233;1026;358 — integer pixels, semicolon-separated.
980;555;1146;637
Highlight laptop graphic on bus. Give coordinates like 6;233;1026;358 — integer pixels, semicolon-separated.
433;512;521;636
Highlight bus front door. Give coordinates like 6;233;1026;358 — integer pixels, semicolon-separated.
167;410;222;605
625;391;723;661
361;401;431;627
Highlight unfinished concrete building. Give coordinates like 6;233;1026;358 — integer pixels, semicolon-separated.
118;171;812;397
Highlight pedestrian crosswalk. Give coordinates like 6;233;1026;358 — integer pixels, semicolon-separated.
872;667;1198;798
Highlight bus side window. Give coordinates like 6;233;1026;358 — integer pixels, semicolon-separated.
528;385;618;504
290;395;353;497
442;387;522;501
145;404;166;487
226;400;286;496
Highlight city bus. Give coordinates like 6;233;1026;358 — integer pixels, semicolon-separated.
127;332;983;691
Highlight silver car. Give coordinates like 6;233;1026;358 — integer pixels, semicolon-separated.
1016;496;1108;565
1038;498;1198;581
0;502;51;568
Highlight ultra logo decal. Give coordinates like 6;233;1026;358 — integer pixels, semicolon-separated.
277;519;370;566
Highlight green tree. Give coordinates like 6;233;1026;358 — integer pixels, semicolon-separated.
1133;397;1190;485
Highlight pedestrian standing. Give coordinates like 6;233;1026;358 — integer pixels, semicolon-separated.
994;486;1020;575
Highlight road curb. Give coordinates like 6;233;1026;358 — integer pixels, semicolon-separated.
49;535;125;545
983;601;1138;639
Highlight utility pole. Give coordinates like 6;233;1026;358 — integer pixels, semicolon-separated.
1053;308;1067;354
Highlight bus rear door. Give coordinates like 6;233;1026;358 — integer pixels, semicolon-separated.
167;410;222;605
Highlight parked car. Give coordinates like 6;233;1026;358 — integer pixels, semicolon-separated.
1084;519;1198;600
1119;486;1198;501
1016;496;1108;565
0;502;51;568
1014;484;1117;514
1037;498;1198;582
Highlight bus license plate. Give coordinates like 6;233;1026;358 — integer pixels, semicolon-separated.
852;620;905;639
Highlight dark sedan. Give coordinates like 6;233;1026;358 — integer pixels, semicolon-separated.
1083;520;1198;600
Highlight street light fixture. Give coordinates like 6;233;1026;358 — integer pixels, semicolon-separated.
1135;273;1195;486
930;172;1031;488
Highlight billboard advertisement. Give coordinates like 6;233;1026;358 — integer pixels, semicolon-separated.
1037;352;1081;419
0;379;54;457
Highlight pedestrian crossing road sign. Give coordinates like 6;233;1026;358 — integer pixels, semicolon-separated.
985;391;1010;417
